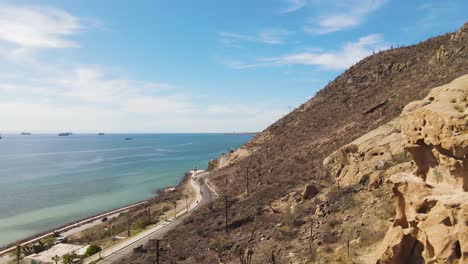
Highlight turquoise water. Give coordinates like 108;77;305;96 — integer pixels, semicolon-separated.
0;133;252;247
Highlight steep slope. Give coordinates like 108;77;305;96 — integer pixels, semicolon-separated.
124;23;468;264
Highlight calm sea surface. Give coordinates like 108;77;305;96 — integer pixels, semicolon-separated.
0;133;252;247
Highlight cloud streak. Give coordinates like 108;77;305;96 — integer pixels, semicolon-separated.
280;0;307;13
222;34;387;70
305;0;388;34
0;4;82;48
219;29;294;45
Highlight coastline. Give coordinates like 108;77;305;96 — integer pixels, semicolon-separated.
83;169;212;263
0;169;199;256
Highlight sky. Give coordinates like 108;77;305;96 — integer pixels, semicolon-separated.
0;0;466;133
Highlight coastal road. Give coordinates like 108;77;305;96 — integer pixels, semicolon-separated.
0;201;147;258
85;171;216;264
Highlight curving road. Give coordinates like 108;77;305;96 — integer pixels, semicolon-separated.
85;171;216;264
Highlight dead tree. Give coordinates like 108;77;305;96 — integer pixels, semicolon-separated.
147;208;151;224
52;255;60;264
238;247;254;264
271;248;281;264
307;221;317;260
257;158;262;183
245;166;250;196
224;195;229;234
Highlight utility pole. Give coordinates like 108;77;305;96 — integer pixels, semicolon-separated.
156;239;160;264
127;214;131;237
150;239;161;264
224;195;229;234
16;242;20;264
185;194;189;212
308;221;313;256
173;201;177;219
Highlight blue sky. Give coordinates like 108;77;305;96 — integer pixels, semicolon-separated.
0;0;466;133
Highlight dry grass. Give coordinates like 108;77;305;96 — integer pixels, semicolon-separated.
121;25;468;264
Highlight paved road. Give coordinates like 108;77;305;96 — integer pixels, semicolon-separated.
0;201;147;258
86;171;215;264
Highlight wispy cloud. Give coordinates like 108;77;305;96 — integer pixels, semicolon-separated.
61;67;174;104
219;29;294;45
0;4;82;48
280;0;307;13
0;54;285;132
305;0;388;34
222;34;387;70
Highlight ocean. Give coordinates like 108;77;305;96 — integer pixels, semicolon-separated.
0;133;252;247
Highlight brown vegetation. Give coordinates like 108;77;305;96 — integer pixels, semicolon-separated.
122;23;468;263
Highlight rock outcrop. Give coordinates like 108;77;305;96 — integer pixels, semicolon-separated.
323;119;412;188
400;74;468;190
376;174;467;264
431;22;468;64
376;75;468;264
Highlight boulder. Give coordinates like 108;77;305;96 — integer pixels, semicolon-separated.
302;184;319;200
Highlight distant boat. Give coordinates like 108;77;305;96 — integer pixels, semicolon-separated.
98;133;105;135
21;132;31;135
58;132;72;136
124;137;133;140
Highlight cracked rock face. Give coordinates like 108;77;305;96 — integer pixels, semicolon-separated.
400;74;468;191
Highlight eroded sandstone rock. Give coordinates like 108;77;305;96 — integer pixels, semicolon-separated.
400;74;468;190
323;119;411;188
376;75;468;264
375;174;467;264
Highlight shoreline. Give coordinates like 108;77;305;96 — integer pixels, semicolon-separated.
83;169;211;263
0;169;199;256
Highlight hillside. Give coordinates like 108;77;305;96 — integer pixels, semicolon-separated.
123;23;468;263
